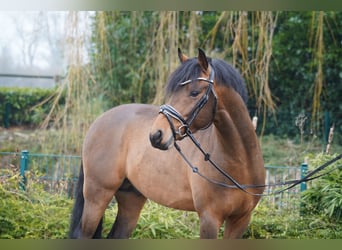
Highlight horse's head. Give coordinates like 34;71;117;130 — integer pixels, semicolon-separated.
150;48;217;150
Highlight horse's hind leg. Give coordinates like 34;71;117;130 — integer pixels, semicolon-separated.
107;188;147;238
81;186;116;238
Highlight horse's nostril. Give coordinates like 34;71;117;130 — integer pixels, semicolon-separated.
150;130;163;143
150;129;171;150
155;130;162;140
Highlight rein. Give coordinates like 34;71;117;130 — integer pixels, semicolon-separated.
173;129;342;196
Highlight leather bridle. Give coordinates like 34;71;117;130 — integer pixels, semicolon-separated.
159;66;217;139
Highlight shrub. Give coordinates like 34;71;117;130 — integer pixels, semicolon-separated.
0;169;72;239
0;87;65;127
246;203;342;239
301;153;342;221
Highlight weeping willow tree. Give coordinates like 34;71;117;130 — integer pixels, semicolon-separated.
151;11;179;105
90;11;203;106
91;11;278;110
202;11;278;134
268;11;341;139
202;11;338;138
39;12;103;154
149;11;278;116
310;11;325;134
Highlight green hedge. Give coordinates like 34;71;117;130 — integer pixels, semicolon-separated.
0;87;65;127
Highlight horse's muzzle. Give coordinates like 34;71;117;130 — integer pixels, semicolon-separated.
149;129;172;150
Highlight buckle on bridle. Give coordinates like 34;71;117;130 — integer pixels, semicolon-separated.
177;124;188;138
159;104;189;139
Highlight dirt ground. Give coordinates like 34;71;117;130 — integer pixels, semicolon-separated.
0;126;38;152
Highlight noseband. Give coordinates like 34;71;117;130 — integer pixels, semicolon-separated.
159;66;217;138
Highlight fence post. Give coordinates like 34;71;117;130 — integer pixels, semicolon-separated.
324;110;330;144
300;159;308;216
300;161;308;192
19;150;29;190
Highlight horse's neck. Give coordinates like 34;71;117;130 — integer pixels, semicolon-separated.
213;87;260;163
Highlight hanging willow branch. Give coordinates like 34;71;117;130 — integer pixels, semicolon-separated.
310;11;325;133
40;11;102;154
152;11;180;105
205;11;278;134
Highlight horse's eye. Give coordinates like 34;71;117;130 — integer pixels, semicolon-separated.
190;90;200;97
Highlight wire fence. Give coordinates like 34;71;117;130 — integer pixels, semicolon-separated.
0;151;80;198
0;151;306;210
260;165;305;210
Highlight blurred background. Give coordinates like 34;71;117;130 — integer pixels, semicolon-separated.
0;11;341;158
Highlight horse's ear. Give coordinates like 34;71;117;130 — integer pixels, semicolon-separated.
198;48;209;73
178;48;188;63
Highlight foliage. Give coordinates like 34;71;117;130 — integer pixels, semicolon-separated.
0;169;73;239
1;157;342;239
90;12;158;108
1;169;341;240
268;11;342;140
101;200;200;239
88;11;341;141
246;203;342;239
0;87;64;127
301;153;342;222
259;133;340;167
90;11;278;112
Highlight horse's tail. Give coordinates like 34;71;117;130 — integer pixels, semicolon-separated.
69;161;103;238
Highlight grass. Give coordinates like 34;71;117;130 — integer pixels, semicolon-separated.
101;194;342;239
246;203;342;239
259;134;341;166
1;167;341;239
102;200;200;239
0;126;81;154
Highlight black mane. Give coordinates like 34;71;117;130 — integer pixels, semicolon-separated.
165;57;248;104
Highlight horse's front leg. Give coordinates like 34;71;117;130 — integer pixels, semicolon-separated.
107;190;147;238
223;213;252;239
198;210;223;239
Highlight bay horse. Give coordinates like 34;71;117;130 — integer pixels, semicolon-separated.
69;48;265;239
